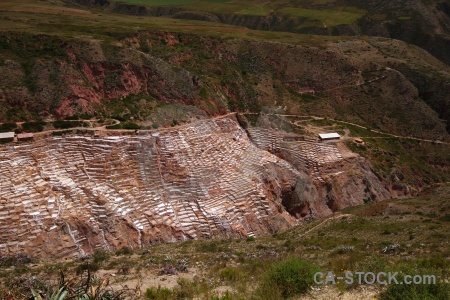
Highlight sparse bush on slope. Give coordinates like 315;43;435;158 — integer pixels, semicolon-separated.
379;279;450;300
255;257;321;299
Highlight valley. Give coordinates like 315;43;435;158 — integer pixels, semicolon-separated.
0;0;449;299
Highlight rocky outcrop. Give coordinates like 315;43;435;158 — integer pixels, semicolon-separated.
247;127;394;218
0;34;204;119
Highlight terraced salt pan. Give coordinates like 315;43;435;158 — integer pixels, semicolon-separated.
248;127;344;182
0;116;300;257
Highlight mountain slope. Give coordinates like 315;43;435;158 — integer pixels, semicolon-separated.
1;24;449;139
69;0;450;66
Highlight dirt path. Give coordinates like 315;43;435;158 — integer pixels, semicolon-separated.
330;119;450;145
266;113;450;145
297;213;352;238
2;112;449;145
320;75;387;92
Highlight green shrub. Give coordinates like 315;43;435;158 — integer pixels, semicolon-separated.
115;246;132;256
92;249;110;264
21;121;45;132
75;261;99;275
0;122;17;132
173;278;196;299
145;287;173;300
219;268;240;282
0;253;33;267
256;244;268;250
78;113;91;120
439;214;450;222
379;279;450;300
65;115;80;120
417;255;449;271
121;122;139;130
211;291;245;300
111;115;127;122
236;114;248;129
246;236;255;242
358;255;388;274
196;241;219;253
52;130;72;136
258;258;320;299
106;124;122;130
53;120;82;129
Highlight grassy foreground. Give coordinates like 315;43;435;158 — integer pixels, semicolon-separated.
1;185;449;299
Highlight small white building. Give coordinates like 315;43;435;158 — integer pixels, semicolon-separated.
0;132;15;142
318;132;340;141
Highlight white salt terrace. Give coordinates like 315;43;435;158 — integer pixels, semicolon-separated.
0;116;301;257
248;127;344;182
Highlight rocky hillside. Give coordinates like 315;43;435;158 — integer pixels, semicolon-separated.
1;29;449;140
0;115;394;258
69;0;450;66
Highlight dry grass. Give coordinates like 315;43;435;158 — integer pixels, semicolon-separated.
2;185;448;299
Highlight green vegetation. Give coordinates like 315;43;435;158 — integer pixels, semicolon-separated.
102;94;158;122
112;0;364;22
245;236;255;242
2;185;449;299
380;276;450;300
195;241;230;253
114;0;199;6
106;124;122;130
0;122;17;132
122;122;140;130
116;246;133;256
0;0;334;49
236;6;272;16
145;287;173;300
278;7;365;27
21;121;45;132
53;120;83;129
344;123;388;137
92;249;111;264
219;268;241;282
51;130;73;136
256;258;321;299
105;122;139;130
2;0;446;135
345;137;450;185
144;278;205;300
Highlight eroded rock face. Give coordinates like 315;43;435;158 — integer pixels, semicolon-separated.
0;115;302;258
247;127;393;218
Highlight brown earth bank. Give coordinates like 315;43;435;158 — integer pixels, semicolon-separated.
0;30;449;140
0;115;398;258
